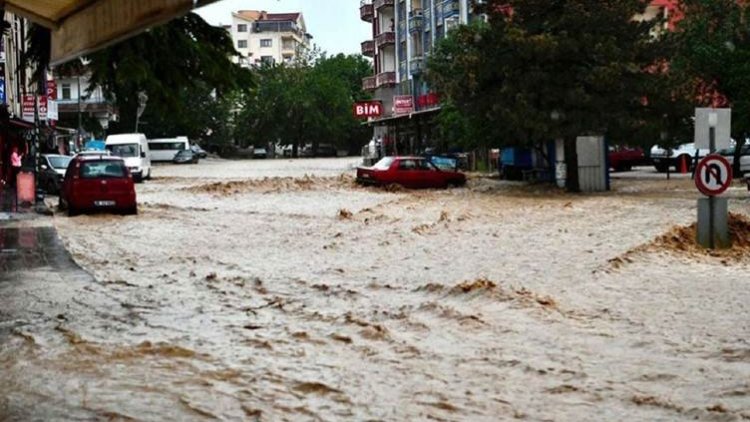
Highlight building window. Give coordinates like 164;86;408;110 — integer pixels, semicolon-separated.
237;24;247;32
238;40;247;49
260;39;272;47
61;83;71;100
261;56;274;65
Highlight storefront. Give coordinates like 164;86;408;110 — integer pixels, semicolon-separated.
0;111;34;186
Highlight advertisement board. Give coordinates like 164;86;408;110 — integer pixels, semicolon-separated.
393;95;414;115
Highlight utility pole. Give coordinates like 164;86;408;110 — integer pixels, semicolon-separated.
77;74;82;147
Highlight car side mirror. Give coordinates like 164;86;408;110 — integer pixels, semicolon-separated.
41;164;48;170
141;152;146;158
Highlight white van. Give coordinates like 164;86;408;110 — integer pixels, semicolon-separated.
148;137;190;162
105;133;151;182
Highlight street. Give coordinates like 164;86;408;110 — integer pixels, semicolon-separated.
1;158;749;421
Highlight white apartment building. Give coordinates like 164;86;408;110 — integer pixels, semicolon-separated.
228;10;313;67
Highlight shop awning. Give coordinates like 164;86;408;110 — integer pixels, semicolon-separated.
364;106;442;126
4;0;219;65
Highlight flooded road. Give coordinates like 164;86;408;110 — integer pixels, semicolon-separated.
2;158;750;421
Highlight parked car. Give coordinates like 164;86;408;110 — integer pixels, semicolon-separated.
356;156;466;189
190;144;208;158
650;143;709;172
39;154;73;194
302;143;338;158
718;144;750;176
75;150;111;158
252;146;268;159
173;149;199;164
282;144;294;157
59;155;137;216
608;145;645;172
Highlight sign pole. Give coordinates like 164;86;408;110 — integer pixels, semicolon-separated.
709;125;716;249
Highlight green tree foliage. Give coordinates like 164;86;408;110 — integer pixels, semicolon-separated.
83;13;252;137
669;0;750;172
428;0;668;191
234;53;372;157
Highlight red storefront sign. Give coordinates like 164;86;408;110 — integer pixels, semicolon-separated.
47;80;57;100
21;95;48;122
393;95;414;114
21;95;35;122
353;100;383;118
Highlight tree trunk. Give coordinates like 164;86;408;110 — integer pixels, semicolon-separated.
564;136;580;193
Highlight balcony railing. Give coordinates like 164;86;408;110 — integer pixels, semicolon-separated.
374;0;395;11
360;2;374;22
442;0;460;17
410;57;425;75
409;9;424;33
362;76;377;91
376;71;397;87
361;40;375;57
375;31;395;48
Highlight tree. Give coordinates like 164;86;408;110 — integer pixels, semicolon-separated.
428;0;667;191
234;53;372;157
669;0;750;174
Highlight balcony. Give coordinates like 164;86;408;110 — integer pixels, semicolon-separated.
375;31;395;48
361;40;375;57
376;71;397;87
409;57;425;75
442;0;460;17
362;76;377;91
409;9;424;33
360;1;374;22
374;0;394;11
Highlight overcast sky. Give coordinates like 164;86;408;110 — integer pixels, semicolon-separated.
195;0;372;56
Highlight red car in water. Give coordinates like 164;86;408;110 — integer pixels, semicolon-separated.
608;145;645;172
59;155;138;216
356;156;466;189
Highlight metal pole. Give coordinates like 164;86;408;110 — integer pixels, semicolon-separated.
709;126;716;249
77;75;82;142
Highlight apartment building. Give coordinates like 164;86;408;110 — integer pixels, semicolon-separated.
360;0;478;153
229;10;313;67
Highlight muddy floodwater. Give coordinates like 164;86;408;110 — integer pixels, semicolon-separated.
2;158;750;421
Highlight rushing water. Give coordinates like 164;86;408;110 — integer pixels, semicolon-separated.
2;159;750;421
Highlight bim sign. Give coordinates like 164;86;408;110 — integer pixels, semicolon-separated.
353;101;383;118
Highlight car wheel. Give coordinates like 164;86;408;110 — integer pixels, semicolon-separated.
68;205;79;217
124;205;138;216
58;197;67;211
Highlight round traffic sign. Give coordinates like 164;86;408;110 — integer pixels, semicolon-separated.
694;154;733;196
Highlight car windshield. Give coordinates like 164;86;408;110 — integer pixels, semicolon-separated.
106;144;139;158
48;156;72;169
80;161;126;179
373;157;395;170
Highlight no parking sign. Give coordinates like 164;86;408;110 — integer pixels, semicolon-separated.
695;154;733;196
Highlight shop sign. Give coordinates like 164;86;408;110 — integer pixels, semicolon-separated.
21;95;48;122
393;95;414;114
353;100;383;118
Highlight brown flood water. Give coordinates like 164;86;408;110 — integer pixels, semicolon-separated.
2;158;750;421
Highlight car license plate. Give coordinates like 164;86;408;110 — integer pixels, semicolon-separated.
362;174;370;178
94;200;115;207
653;158;661;163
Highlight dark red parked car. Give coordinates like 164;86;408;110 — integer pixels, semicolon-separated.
356;157;466;189
59;155;138;216
608;145;645;172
